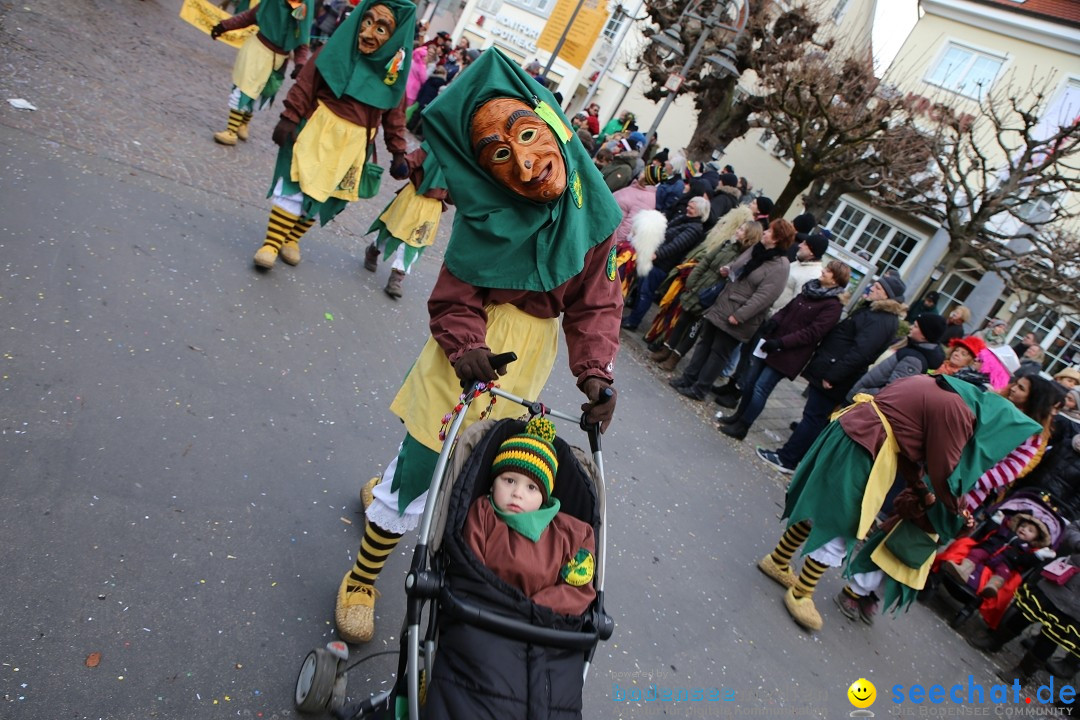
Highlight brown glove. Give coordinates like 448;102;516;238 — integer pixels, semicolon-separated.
580;378;617;433
453;349;508;387
272;118;299;147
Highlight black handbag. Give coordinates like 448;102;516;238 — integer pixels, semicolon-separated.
697;280;725;308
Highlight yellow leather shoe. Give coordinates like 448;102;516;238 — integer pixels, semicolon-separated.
236;123;249;141
253;244;279;269
757;553;796;589
784;587;823;631
213;129;238;146
336;574;379;643
279;240;301;266
360;476;379;510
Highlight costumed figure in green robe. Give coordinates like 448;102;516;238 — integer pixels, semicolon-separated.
334;48;624;644
251;0;414;270
756;374;1041;631
210;0;315;146
361;140;448;298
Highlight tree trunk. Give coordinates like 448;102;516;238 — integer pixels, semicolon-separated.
683;91;751;161
771;169;818;218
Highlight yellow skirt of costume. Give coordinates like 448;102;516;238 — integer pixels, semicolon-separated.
291;102;369;203
379;183;442;248
232;33;286;100
390;304;559;452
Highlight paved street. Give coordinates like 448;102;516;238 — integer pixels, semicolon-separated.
0;2;1036;719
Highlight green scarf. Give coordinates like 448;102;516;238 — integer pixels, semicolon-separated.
314;0;415;109
255;0;315;52
420;47;622;291
490;495;560;543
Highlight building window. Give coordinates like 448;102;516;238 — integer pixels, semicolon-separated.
924;42;1004;100
936;270;977;316
503;0;553;17
822;201;922;277
601;11;624;42
1012;310;1080;376
477;0;502;13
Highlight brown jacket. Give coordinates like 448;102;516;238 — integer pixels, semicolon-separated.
702;246;790;342
465;498;596;616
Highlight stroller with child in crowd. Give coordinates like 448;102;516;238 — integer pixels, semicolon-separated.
294;363;615;720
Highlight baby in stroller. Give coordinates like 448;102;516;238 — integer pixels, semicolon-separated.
941;512;1054;598
464;417;596;617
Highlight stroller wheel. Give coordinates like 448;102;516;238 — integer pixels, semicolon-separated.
330;673;348;711
295;648;338;713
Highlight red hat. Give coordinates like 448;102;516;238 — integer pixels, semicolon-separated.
949;335;987;357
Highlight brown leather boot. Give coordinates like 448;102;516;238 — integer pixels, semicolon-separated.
384;269;405;299
658;352;681;372
363;244;379;272
650;347;672;362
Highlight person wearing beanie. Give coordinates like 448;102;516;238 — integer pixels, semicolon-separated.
751;196;774;229
769;231;829;316
463;417;596;616
793;213;816;235
653;148;670;165
876;273;907;303
846;313;946;400
643;165;668;186
936;335;988;376
905;290;941;323
707;170;744;230
757;277;908;474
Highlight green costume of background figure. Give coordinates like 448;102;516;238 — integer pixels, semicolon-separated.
335;48;624;645
759;374;1041;631
211;0;315;146
253;0;414;269
845;378;1042;613
362;141;448;298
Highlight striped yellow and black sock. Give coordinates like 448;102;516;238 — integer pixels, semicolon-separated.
226;108;245;134
770;520;811;570
792;557;829;599
240;111;253;127
262;206;299;252
347;521;403;591
286;216;315;245
840;585;861;602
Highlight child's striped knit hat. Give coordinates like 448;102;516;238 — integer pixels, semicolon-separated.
491;417;559;500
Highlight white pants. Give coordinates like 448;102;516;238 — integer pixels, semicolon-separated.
807;536;884;597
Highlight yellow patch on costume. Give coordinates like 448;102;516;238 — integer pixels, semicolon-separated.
561;548;595;586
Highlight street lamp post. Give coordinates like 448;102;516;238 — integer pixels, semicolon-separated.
644;0;745;143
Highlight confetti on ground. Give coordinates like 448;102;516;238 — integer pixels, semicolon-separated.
340;517;352;525
324;312;334;321
85;652;101;668
7;98;36;110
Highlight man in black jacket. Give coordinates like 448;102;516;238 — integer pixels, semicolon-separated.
757;275;907;473
706;172;742;231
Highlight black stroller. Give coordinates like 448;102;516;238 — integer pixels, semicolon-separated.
294;378;615;719
925;489;1066;628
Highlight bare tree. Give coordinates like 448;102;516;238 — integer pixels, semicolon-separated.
880;74;1080;319
749;53;932;217
638;0;819;160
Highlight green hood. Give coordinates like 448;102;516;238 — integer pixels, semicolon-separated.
419;48;622;291
314;0;415;109
926;375;1042;538
255;0;315;52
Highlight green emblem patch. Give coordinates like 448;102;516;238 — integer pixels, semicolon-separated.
560;548;595;587
606;245;617;282
568;170;583;209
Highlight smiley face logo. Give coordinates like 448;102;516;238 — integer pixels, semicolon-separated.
847;678;876;709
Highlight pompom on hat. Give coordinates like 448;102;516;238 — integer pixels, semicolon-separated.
491;417;559;501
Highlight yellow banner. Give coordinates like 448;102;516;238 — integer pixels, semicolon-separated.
179;0;260;50
537;0;609;69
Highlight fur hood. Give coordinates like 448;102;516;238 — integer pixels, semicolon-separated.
1010;512;1053;549
698;204;753;255
714;184;741;201
868;298;908;317
628;210;667;277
